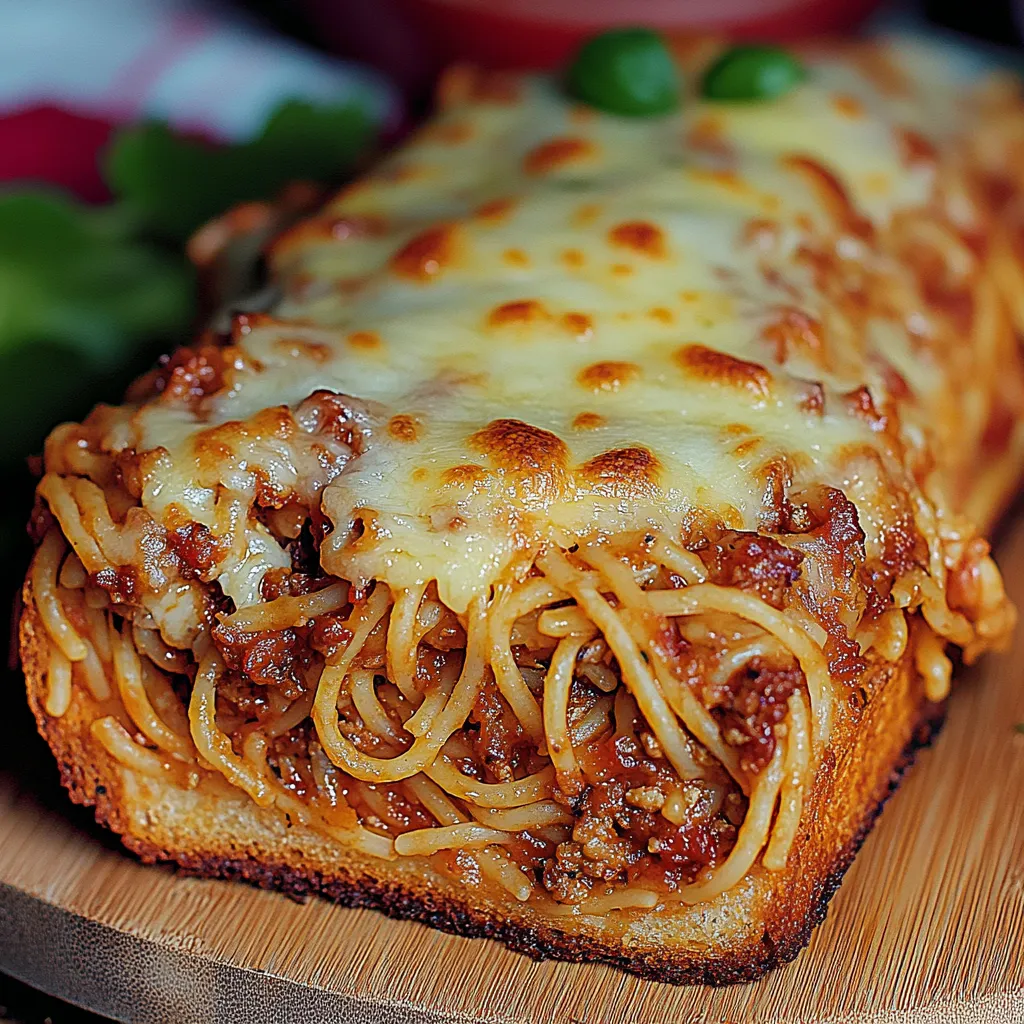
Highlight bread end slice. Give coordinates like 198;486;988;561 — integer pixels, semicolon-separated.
19;580;943;986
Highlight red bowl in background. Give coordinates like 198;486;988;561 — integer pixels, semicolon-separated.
301;0;884;91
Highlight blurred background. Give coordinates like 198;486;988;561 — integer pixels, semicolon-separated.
0;0;1021;1019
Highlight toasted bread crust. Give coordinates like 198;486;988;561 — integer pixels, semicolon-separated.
19;580;943;985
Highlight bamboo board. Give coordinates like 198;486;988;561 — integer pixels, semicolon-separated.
2;524;1024;1024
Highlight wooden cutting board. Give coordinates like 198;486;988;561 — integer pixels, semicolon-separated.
2;528;1024;1024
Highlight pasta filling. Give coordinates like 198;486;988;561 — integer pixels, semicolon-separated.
28;419;1001;910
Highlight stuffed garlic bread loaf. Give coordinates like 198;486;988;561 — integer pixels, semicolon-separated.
20;36;1024;983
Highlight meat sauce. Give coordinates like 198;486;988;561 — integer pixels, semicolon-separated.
701;658;802;774
98;496;861;902
698;530;804;609
131;343;239;410
467;677;537;783
543;731;741;902
213;621;315;698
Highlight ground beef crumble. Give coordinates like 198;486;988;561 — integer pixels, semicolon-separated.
467;677;539;783
542;732;740;902
701;657;802;773
698;530;804;609
212;621;314;698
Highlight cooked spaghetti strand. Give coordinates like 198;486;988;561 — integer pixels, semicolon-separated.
111;625;193;760
538;546;705;782
31;530;88;662
647;585;833;747
488;578;562;745
313;595;489;782
386;583;428;700
189;652;272;806
763;692;811;870
679;740;787;903
543;635;587;797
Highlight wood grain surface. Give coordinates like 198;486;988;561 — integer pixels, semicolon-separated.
2;525;1024;1024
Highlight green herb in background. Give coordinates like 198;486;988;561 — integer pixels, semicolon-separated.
107;100;372;242
0;192;195;451
1015;722;1024;734
0;97;375;560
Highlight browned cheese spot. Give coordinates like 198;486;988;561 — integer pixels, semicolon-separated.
269;214;388;265
474;197;517;223
798;380;826;415
648;307;674;324
572;412;607;431
757;455;794;531
783;155;874;240
580;446;661;499
562;248;586;269
762;308;825;364
692;168;752;197
193;425;238;468
348;330;382;350
831;93;865;118
524;137;596;175
343;508;387;555
388;415;421;442
441;464;487;489
503;248;530;267
250;405;297;441
273;338;332;363
573;204;601;228
675;345;772;400
873;357;912;402
611;263;634;277
732;437;762;457
742;218;780;250
577;361;640;393
390;225;459;282
468;419;570;503
488;299;549;328
687;114;734;159
843;385;887;430
561;312;594;340
897;128;937;168
608;221;667;259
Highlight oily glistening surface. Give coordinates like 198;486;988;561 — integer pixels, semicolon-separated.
21;36;1024;962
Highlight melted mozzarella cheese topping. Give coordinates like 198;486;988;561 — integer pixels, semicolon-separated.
126;40;987;612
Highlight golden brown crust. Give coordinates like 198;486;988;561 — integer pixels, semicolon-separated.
19;579;943;985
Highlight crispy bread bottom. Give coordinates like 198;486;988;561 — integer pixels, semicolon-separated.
20;580;942;985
